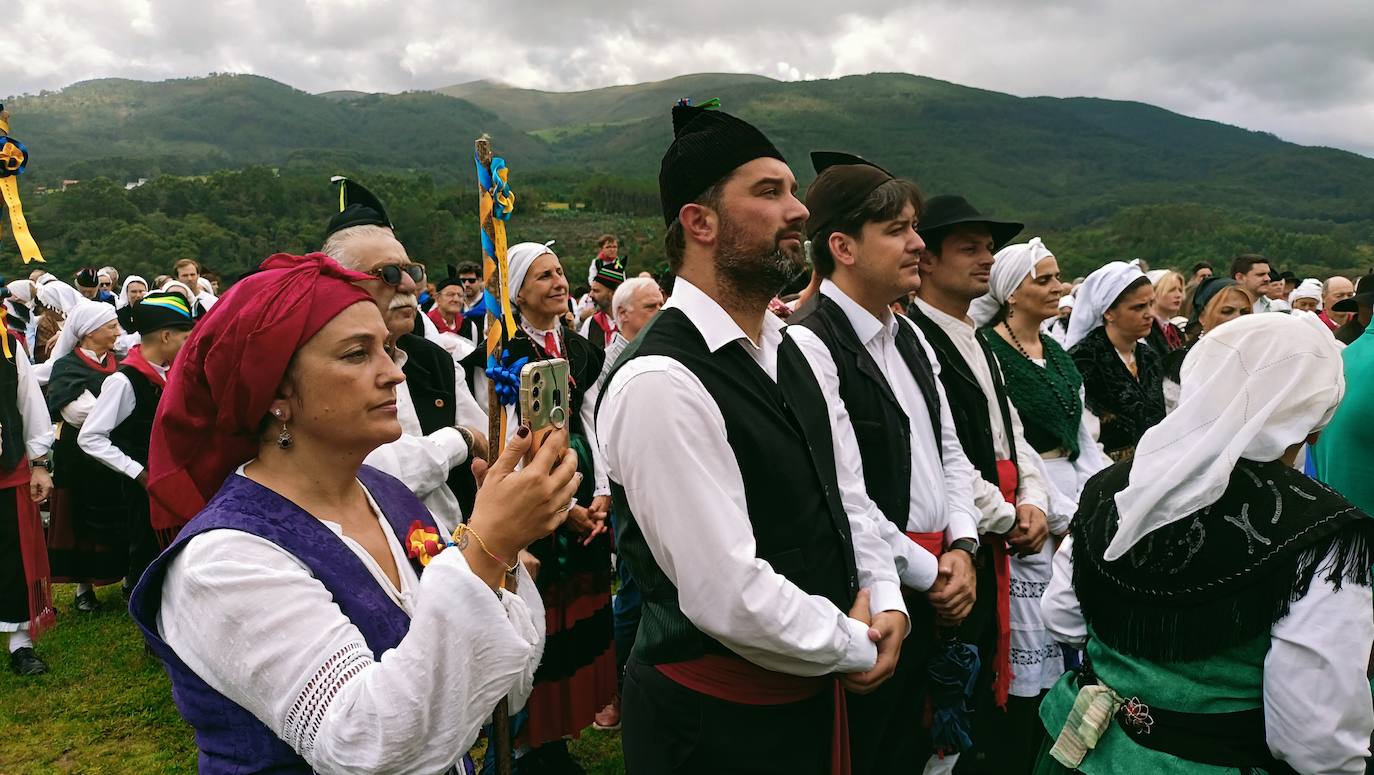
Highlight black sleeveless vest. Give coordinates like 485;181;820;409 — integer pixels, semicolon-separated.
109;365;162;468
793;295;943;530
602;307;860;664
0;334;26;471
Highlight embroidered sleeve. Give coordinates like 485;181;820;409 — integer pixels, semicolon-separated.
281;642;373;758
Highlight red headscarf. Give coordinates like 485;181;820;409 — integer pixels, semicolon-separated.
147;253;374;532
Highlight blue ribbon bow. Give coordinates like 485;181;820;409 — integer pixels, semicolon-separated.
485;349;529;406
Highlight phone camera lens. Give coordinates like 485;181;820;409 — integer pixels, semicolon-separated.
531;399;541;413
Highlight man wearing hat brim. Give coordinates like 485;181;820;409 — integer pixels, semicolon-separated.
78;292;196;587
1330;272;1373;346
598;102;908;774
787;152;984;773
579;256;627;349
908;195;1054;773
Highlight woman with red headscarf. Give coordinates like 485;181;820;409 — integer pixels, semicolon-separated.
128;254;580;775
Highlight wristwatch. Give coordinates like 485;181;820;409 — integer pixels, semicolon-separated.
29;458;50;471
948;538;979;560
454;426;475;456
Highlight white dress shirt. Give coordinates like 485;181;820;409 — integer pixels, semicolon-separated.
597;277;904;677
787;281;982;593
1043;535;1373;775
10;344;55;462
77;361;169;481
582;331;630;498
911;298;1050;533
362;348;471;535
159;473;545;775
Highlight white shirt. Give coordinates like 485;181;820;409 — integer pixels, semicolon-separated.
9;344;55;460
597;277;903;676
912;298;1050;533
159;475;545;775
582;331;630;498
1043;535;1373;775
787;281;982;593
77;362;169;480
362;347;478;535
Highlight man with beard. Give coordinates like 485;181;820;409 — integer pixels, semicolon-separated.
786;153;982;774
321;178;487;531
597;103;907;774
907;195;1051;774
579;256;626;349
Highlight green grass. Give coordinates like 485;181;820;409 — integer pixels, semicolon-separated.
0;584;625;774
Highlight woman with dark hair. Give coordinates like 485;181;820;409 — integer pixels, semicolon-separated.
500;241;615;772
1037;313;1372;774
130;254;577;775
971;238;1114;705
1065;262;1165;461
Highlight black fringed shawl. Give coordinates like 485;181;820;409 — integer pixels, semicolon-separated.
1072;458;1373;662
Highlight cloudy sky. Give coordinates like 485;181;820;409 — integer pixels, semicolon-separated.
14;0;1374;156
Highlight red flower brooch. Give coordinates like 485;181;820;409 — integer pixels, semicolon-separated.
405;520;446;567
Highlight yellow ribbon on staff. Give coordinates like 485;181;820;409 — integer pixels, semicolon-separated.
0;108;44;264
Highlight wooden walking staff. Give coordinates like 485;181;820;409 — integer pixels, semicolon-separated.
474;135;520;775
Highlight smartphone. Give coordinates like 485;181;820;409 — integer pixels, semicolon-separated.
518;358;570;463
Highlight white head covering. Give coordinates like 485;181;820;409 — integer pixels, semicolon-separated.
1145;269;1168;285
196;277;215;297
1106;313;1344;561
506;240;558;305
36;281;84;315
96;267;113;284
968;237;1055;326
161;279;196;306
6;279;34;307
1063;260;1145;349
48;300;119;365
34;272;57;286
117;275;148;309
1058;295;1075;310
1288;278;1323;308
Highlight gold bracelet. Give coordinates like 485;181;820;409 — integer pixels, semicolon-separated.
452;523;519;576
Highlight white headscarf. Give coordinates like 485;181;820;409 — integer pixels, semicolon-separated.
196;277;215;296
117;275;148;309
506;240;558;304
34;272;57;286
161;279;196;306
1058;295;1075;310
6;280;34;307
1106;313;1345;560
1288;278;1323;308
48;300;119;365
36;281;84;315
968;237;1055;327
1063;260;1145;349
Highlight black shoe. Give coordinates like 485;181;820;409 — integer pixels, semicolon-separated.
9;647;47;675
74;589;101;612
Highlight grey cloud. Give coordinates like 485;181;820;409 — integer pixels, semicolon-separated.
9;0;1373;155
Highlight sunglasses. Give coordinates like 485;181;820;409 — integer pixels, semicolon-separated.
459;277;480;285
368;264;425;286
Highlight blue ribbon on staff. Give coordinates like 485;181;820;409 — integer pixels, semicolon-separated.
485;350;529;406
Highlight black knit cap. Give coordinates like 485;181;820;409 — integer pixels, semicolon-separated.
74;267;100;289
435;264;461;293
324;176;393;240
658;100;785;225
129;291;196;334
804;151;895;240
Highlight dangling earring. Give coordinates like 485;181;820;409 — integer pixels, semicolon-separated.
272;409;292;449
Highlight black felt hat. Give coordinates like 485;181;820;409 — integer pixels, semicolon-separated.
658;100;784;225
324;176;393;240
74;267;100;289
435;264;461;293
804;151;895;240
915;194;1023;253
129;291;196;334
1332;273;1374;313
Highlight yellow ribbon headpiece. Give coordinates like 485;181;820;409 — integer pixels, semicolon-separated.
0;106;44;264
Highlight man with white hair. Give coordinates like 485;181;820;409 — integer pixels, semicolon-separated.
1322;276;1357;331
321;178;488;531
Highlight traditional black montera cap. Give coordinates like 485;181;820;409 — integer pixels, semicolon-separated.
658;99;785;225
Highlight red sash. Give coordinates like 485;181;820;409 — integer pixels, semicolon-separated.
905;530;944;559
992;459;1018;709
0;459;53;639
656;654;850;775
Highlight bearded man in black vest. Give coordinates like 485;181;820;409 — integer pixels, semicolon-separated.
787;153;984;774
907;196;1052;774
597;104;909;774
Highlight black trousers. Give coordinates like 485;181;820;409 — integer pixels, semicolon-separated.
954;692;1046;775
846;596;938;774
622;655;831;774
122;479;158;588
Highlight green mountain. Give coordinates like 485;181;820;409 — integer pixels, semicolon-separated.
3;71;1372;280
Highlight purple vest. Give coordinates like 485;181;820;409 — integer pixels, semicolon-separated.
129;466;438;774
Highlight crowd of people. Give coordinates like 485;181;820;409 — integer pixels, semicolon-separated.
2;102;1372;775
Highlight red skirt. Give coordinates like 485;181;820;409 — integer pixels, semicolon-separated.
523;570;617;747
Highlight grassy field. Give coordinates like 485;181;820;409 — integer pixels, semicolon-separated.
0;584;626;774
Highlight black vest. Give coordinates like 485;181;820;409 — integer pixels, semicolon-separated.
109;365;161;468
397;333;476;513
602;307;859;664
793;295;943;530
908;305;1019;486
0;335;26;471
